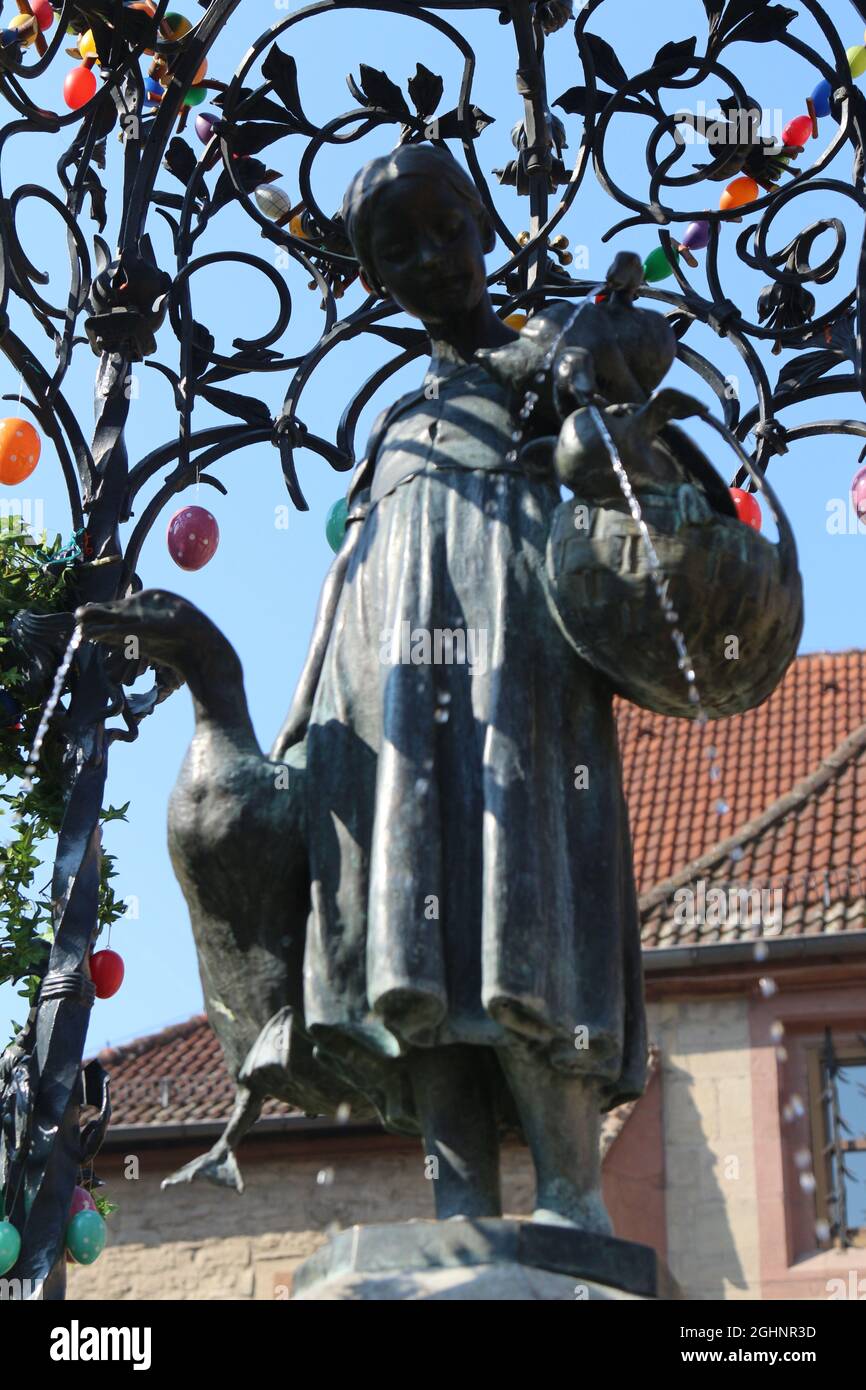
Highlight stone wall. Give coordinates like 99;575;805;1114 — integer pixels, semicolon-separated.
649;996;762;1300
68;1135;537;1300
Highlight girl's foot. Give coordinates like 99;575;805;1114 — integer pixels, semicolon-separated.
532;1183;613;1236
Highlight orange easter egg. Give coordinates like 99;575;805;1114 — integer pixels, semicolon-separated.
0;418;40;484
720;176;759;211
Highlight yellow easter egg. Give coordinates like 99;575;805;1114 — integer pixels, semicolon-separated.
847;45;866;79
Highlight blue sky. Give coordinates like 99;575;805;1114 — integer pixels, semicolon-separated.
1;0;865;1049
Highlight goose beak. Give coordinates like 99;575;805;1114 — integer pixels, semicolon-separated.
75;600;132;642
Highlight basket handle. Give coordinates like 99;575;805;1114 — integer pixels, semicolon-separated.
693;409;800;585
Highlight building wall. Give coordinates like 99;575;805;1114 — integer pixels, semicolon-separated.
603;1068;667;1260
68;1134;537;1300
67;1111;666;1301
649;996;763;1300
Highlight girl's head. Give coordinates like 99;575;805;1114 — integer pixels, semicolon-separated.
342;145;496;322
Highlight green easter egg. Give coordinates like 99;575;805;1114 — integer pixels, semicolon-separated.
325;497;348;553
165;12;192;39
643;246;680;283
183;85;207;108
65;1208;106;1266
0;1220;21;1276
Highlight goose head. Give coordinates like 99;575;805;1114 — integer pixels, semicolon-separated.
76;589;220;676
554;388;737;518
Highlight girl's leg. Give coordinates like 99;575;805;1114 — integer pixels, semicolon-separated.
496;1042;613;1233
408;1044;502;1219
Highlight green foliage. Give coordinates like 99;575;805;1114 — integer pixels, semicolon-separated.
0;520;130;1006
91;1193;118;1221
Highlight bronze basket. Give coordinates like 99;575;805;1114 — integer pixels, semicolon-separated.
545;415;804;721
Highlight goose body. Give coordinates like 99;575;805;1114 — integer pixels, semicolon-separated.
78;590;374;1190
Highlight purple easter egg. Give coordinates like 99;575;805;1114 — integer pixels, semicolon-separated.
682;220;711;252
195;112;219;144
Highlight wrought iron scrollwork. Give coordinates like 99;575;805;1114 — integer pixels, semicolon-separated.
0;0;864;1296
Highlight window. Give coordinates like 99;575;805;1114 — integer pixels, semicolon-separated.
809;1029;866;1248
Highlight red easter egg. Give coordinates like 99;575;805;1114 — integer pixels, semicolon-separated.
0;418;40;484
730;487;762;531
64;66;97;111
90;949;124;999
167;505;220;571
851;464;866;520
69;1186;97;1219
31;0;55;30
782;114;813;148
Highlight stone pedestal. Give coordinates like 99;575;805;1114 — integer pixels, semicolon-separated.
291;1219;681;1301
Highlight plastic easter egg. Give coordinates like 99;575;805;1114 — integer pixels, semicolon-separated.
0;690;22;727
326;497;348;553
90;948;125;999
847;45;866;79
254;184;291;221
730;487;762;531
0;418;40;484
681;220;711;251
65;1209;106;1266
64;65;97;110
851;464;866;520
643;245;679;283
167;504;219;570
70;1186;97;1219
182;84;207;107
503;312;528;330
78;29;97;59
720;176;759;211
0;1221;21;1277
31;0;56;31
9;13;39;46
164;11;192;38
194;112;219;143
192;58;207;85
782;114;813;147
66;1187;98;1264
811;78;833;118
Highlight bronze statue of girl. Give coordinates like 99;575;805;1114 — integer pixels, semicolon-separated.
276;144;650;1231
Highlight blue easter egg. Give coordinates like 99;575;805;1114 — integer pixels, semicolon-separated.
811;78;832;118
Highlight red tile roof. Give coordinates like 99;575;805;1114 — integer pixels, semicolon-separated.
639;721;866;948
96;1015;658;1139
95;1017;298;1126
616;649;866;902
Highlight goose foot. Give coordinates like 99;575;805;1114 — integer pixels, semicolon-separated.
162;1083;262;1194
162;1141;244;1194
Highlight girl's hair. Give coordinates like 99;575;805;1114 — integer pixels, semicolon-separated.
341;145;495;295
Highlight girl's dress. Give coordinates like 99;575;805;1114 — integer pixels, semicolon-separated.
297;341;647;1132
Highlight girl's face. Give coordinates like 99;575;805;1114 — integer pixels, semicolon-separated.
366;176;490;324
